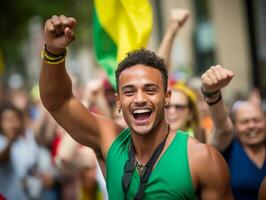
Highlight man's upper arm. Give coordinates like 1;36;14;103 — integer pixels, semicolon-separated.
190;141;234;200
200;146;233;199
49;96;123;157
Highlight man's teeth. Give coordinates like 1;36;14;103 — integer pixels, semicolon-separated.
132;108;151;114
247;130;258;137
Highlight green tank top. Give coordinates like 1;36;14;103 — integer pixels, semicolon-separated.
106;128;196;200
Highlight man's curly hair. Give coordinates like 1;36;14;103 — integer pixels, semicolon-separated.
115;48;168;92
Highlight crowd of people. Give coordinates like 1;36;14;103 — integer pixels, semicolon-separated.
0;8;265;200
0;76;110;200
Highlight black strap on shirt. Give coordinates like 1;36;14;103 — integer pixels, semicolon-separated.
122;126;170;200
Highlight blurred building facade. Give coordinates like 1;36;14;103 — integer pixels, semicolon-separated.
17;0;266;102
151;0;266;101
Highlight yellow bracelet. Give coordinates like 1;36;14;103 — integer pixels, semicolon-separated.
43;57;65;65
41;46;67;65
42;50;64;61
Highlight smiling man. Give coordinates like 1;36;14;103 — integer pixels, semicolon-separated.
201;65;266;200
39;15;233;200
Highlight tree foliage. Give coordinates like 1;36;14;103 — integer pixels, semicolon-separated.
0;0;93;74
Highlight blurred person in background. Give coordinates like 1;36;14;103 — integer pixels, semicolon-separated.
0;103;38;199
157;9;189;69
201;65;266;200
80;78;112;118
165;81;205;142
111;104;127;128
157;9;205;142
0;101;60;199
9;88;30;112
187;77;214;141
52;76;111;200
56;133;107;200
81;76;127;129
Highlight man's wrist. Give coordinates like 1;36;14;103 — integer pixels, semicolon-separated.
201;86;222;106
42;45;67;65
45;44;66;55
201;86;220;97
204;91;222;106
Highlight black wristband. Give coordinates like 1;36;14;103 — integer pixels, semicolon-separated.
44;44;67;57
42;45;67;65
204;92;222;106
201;86;220;97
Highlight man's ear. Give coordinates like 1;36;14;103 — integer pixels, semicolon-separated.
165;90;171;107
115;93;121;112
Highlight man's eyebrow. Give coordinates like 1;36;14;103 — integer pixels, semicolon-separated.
144;84;159;89
121;85;135;91
121;83;160;92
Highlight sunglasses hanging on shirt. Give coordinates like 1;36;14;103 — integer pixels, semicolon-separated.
122;126;170;200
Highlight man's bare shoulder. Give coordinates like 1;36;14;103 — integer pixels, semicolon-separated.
187;137;233;199
188;137;219;161
187;137;228;173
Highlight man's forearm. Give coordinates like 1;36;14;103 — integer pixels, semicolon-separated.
157;9;189;69
201;65;235;149
207;95;232;132
39;61;73;111
157;27;179;68
40;15;76;111
205;92;234;149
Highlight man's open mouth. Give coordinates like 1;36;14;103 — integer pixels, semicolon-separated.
246;129;259;138
132;108;152;122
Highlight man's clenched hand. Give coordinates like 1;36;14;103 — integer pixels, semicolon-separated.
44;15;76;54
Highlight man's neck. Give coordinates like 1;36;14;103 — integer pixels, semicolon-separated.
131;121;169;165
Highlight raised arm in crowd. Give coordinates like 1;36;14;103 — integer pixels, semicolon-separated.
39;15;233;200
201;65;266;200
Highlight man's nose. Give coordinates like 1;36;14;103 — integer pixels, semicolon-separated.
134;90;147;105
247;120;256;129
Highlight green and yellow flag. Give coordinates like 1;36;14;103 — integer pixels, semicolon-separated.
93;0;153;88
